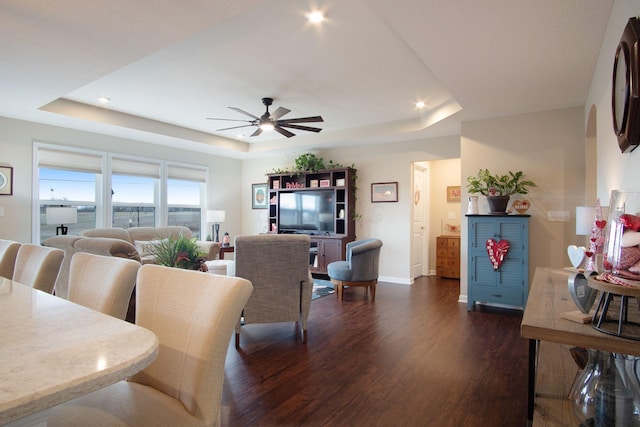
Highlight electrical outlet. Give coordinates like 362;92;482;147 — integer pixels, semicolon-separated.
547;211;569;222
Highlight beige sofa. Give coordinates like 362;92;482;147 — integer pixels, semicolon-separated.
45;226;219;300
79;226;219;263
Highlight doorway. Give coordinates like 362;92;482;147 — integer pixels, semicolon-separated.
412;163;429;278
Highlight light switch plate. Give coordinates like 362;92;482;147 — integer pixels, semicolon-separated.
0;207;4;217
447;212;456;219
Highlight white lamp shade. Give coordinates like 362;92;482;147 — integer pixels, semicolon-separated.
46;207;78;225
576;206;609;235
207;210;225;223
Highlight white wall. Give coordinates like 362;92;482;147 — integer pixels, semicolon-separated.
0;117;243;243
460;107;586;302
585;0;640;203
241;137;461;284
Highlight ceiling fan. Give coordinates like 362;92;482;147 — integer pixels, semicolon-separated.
207;97;323;138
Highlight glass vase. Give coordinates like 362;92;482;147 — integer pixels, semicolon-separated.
603;190;640;281
570;350;639;426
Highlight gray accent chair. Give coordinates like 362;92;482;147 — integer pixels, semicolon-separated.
234;234;313;347
327;238;383;300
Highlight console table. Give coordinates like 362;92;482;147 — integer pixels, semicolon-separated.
521;268;640;425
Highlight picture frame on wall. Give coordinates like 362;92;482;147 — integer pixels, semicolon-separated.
371;182;398;203
447;186;461;203
0;166;13;196
252;183;268;209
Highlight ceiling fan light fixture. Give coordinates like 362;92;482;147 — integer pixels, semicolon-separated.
259;121;274;131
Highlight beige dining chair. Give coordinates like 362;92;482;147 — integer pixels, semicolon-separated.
67;252;140;320
12;244;64;294
0;239;21;279
48;264;253;427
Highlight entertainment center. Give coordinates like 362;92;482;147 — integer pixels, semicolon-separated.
267;167;356;274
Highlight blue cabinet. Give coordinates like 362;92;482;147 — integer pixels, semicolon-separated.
467;215;530;310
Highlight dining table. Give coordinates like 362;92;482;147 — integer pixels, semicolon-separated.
0;277;158;426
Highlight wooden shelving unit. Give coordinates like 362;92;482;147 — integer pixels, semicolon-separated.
267;167;356;274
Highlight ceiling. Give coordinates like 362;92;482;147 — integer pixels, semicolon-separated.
0;0;613;159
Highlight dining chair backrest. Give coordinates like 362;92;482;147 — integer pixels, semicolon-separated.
68;252;140;320
130;264;253;425
13;244;65;294
0;239;21;279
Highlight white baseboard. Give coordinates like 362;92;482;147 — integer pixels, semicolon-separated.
378;275;412;285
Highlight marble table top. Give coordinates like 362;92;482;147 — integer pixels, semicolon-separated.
0;278;158;425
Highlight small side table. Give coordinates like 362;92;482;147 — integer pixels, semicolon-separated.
219;245;234;260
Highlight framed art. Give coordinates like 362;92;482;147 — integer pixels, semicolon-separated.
252;183;268;209
371;182;398;203
0;166;13;196
447;186;461;202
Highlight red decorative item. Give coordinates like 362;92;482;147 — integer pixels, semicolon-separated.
486;238;510;270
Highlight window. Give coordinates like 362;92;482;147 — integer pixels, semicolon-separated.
110;157;161;229
34;144;208;242
167;164;207;239
37;147;103;242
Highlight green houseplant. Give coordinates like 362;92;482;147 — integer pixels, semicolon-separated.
149;235;207;271
466;169;536;213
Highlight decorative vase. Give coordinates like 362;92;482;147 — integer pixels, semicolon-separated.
603;190;640;281
467;196;479;214
570;349;638;426
486;195;510;213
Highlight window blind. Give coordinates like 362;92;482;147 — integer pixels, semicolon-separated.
38;147;102;173
111;157;161;179
167;164;206;182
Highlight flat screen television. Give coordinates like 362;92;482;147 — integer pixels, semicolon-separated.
278;190;334;235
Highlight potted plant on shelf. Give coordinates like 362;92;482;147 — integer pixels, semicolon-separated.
466;169;536;213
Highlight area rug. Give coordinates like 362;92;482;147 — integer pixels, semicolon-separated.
312;279;335;300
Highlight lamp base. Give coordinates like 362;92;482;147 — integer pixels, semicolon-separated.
56;225;68;235
214;223;220;243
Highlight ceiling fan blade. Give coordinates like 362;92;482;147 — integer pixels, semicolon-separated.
229;107;260;120
270;107;291;120
278;123;322;133
278;115;324;124
207;117;254;123
274;125;295;138
216;124;254;131
250;127;263;137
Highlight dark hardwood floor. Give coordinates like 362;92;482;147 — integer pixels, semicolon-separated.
221;276;528;427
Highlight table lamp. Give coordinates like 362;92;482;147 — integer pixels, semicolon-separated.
207;210;225;243
46;206;77;235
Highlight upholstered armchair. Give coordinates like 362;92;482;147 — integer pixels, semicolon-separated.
0;239;21;279
234;234;313;347
48;265;253;427
327;238;383;300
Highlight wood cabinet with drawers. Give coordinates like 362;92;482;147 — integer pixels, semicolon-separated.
436;235;460;279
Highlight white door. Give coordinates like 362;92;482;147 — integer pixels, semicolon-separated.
412;164;428;278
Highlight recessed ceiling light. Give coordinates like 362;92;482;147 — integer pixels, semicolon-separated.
306;11;325;23
97;96;111;104
415;101;426;109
